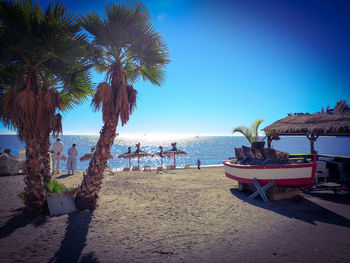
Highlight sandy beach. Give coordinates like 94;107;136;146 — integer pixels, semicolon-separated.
0;167;350;263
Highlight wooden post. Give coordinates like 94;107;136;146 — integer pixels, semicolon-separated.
306;133;319;154
267;136;272;148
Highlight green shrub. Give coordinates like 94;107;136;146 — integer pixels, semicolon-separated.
17;191;25;200
46;179;68;193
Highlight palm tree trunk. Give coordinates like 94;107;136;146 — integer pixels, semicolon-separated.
40;134;51;183
75;117;118;210
24;138;47;213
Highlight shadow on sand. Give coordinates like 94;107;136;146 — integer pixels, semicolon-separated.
302;187;350;205
56;173;73;179
230;188;350;228
49;210;98;263
0;208;47;239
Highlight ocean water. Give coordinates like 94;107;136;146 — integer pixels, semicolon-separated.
1;135;350;172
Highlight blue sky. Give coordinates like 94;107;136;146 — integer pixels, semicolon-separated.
1;0;350;135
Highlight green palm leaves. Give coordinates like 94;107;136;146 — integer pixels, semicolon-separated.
0;0;93;138
233;119;265;144
80;0;169;125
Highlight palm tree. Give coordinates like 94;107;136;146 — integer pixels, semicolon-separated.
232;119;265;145
0;0;93;213
75;1;169;210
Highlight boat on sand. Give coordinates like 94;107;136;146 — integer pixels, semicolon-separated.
224;152;317;189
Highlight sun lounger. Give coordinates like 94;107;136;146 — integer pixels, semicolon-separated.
167;165;175;170
185;164;190;169
157;167;163;171
123;167;130;171
132;166;140;171
144;165;151;171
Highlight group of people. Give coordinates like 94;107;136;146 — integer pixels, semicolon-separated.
52;138;78;175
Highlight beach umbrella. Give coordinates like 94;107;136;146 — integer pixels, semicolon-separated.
117;146;133;168
80;146;114;161
131;143;152;169
163;142;187;168
153;146;172;169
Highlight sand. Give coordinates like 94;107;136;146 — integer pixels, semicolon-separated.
0;167;350;263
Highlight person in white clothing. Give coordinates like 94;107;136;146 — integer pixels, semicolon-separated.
52;138;64;174
67;144;78;175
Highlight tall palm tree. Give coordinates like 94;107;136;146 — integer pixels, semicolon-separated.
232;119;265;145
0;0;93;213
75;1;169;210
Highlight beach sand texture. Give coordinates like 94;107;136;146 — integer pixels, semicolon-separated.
0;167;350;262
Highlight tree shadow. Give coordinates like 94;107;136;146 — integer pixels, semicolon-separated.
0;208;47;239
80;252;100;263
230;188;350;228
49;210;97;263
56;173;73;179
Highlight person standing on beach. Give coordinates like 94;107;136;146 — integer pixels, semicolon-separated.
67;143;78;175
52;138;64;174
197;159;201;170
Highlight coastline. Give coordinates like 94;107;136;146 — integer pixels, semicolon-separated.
1;167;350;262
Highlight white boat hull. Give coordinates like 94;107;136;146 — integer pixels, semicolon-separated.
223;160;317;188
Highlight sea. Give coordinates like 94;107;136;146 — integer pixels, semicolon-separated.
1;135;350;172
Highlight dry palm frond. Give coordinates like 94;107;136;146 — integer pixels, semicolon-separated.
92;82;115;122
127;84;137;114
16;89;35;117
0;91;18;127
50;113;62;136
43;89;62;114
92;82;113;111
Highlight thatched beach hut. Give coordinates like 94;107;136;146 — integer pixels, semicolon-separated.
118;146;133;169
263;100;350;153
163;142;187;168
130;143;152;169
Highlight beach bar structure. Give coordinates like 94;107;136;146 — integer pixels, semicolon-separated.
263;101;350;154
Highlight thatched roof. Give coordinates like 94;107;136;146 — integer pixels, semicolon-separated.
263;101;350;136
163;142;187;156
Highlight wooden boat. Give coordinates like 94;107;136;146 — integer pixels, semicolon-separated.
223;152;317;189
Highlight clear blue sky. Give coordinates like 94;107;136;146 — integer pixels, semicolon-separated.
1;0;350;135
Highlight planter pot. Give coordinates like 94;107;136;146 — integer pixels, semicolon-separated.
47;190;77;216
251;141;265;149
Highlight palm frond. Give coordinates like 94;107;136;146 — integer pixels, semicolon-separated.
251;119;264;139
140;64;166;86
233;119;265;144
91;82;113;112
232;126;256;144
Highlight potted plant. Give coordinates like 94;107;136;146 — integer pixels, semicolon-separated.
46;180;77;216
232;119;266;148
